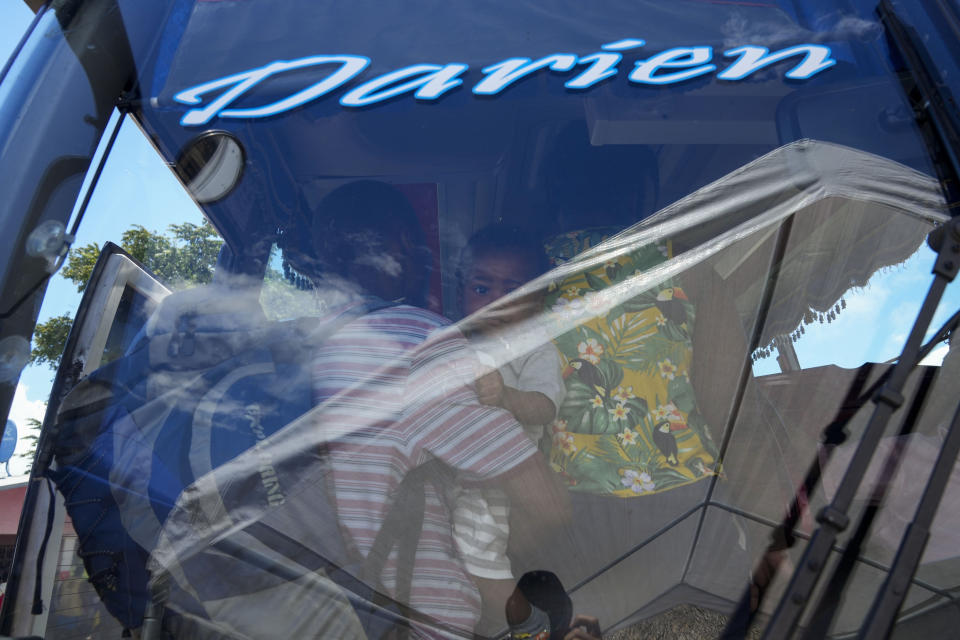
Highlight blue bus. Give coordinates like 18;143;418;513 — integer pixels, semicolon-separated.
0;1;958;638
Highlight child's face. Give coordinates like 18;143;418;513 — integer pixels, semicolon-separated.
462;250;542;331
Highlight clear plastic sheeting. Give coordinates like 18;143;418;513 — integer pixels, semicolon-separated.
44;139;955;639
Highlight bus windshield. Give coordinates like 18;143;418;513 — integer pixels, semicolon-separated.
0;1;958;638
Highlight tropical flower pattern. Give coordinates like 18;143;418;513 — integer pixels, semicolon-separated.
552;419;578;455
583;291;608;314
612;386;634;403
621;469;656;494
653;402;685;428
658;359;678;380
544;228;719;497
578;338;604;364
556;434;578;455
609;404;629;421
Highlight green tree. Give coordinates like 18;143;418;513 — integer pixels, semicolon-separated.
17;418;41;462
60;221;222;293
60;244;102;290
31;221;222;369
29;313;74;368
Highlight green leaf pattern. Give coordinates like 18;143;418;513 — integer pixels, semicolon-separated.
544;230;719;497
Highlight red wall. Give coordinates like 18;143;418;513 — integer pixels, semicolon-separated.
0;485;26;537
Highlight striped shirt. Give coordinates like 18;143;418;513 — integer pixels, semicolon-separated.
312;302;537;637
452;341;567;579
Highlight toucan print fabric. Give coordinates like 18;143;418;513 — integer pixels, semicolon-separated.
544;229;719;497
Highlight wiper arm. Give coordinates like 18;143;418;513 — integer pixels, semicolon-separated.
878;0;960;206
800;365;938;640
858;388;960;638
760;218;960;638
722;220;960;639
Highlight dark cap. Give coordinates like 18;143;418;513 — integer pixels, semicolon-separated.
516;570;572;638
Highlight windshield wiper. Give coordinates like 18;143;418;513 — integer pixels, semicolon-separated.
879;0;960;208
721;218;960;639
718;6;960;636
765;219;960;638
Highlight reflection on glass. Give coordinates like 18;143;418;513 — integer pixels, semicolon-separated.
39;137;957;640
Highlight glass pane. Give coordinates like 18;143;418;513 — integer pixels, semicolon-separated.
24;115;213;637
3;1;959;638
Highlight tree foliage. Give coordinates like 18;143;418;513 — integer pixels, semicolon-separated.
29;313;74;368
17;418;42;462
31;221;222;369
60;244;102;291
60;221;222;293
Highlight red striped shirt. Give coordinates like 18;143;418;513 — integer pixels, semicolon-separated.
313;303;536;636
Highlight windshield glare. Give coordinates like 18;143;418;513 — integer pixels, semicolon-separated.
3;1;960;639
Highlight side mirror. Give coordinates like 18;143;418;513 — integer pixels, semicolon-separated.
174;131;245;204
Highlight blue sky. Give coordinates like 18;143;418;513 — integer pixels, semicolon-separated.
1;1;959;475
0;3;31;69
752;246;958;375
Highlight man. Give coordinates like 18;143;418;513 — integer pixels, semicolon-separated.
308;181;571;637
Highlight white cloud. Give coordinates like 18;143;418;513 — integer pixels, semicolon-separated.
919;343;949;367
6;383;47;476
841;284;890;317
721;10;881;51
832;15;884;41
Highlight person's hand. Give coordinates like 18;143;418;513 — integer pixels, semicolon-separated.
564;615;602;639
475;367;505;406
750;548;793;611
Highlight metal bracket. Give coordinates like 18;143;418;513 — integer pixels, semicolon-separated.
816;506;850;532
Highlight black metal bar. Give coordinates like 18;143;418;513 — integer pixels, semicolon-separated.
705;500;956;600
800;366;938;639
721;304;960;639
858;395;960;639
684;217;797;591
720;364;875;640
879;0;960;210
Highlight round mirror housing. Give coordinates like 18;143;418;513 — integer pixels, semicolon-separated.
175;131;245;204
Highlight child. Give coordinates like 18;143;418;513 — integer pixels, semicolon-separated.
454;224;566;634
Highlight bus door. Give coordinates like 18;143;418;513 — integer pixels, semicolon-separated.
7;243;167;638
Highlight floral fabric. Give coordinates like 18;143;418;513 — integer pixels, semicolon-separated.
543;229;719;497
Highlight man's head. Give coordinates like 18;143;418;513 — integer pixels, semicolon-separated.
459;224;549;331
312;180;430;305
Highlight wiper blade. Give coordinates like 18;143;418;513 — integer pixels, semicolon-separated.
800;365;939;640
858;390;960;639
722;219;960;639
760;219;960;638
721;305;960;639
879;0;960;208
